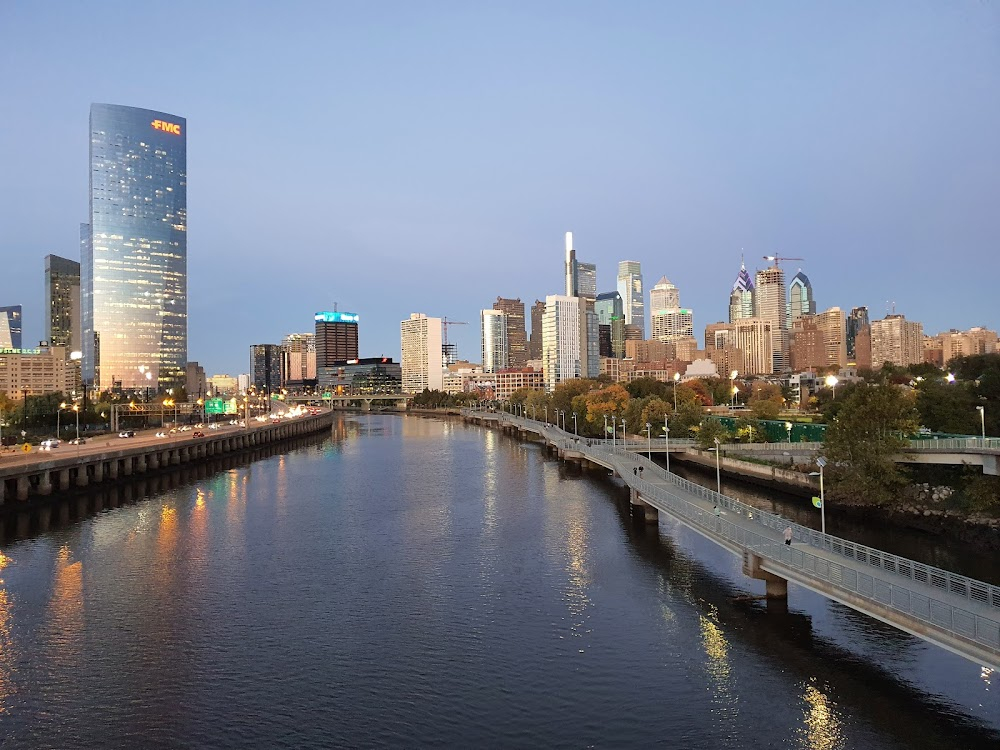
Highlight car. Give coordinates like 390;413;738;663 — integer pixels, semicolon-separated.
193;431;205;438
40;438;60;449
155;431;167;438
179;426;192;432
68;437;86;445
194;423;204;429
118;430;136;438
209;424;220;430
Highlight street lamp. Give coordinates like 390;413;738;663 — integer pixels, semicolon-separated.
977;405;986;440
732;385;739;408
713;437;721;494
826;374;839;399
645;422;652;459
73;404;80;441
810;457;827;534
730;370;738;408
663;417;670;474
785;421;793;443
572;412;578;436
673;372;680;413
621;418;627;447
58;401;67;438
945;372;956;384
603;414;608;445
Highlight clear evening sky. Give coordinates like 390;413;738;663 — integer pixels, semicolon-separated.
1;2;998;376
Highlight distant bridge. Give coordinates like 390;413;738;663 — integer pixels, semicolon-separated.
466;410;1000;671
283;393;413;411
725;438;1000;475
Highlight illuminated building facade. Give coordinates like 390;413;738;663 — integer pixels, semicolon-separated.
0;306;22;350
83;104;187;391
44;256;81;351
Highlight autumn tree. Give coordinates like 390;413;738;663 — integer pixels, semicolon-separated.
824;381;920;506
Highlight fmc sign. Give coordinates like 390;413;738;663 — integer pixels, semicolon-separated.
151;119;182;136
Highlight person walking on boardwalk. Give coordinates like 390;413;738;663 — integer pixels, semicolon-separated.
784;526;793;546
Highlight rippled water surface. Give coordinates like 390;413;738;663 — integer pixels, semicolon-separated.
0;415;997;748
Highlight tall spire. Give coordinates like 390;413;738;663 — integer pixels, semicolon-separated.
564;231;577;297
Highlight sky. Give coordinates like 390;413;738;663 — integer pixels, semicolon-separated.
1;1;998;376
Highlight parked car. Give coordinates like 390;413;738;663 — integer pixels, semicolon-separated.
118;430;136;438
40;438;60;449
68;437;86;445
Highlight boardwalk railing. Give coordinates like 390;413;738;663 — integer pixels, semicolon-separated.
469;410;1000;663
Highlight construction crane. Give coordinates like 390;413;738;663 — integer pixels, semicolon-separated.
763;254;804;268
442;318;468;365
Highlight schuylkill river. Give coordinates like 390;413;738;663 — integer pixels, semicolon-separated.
0;414;997;748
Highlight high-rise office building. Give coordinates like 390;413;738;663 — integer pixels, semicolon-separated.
528;300;545;361
846;306;870;360
729;261;755;323
576;261;597;303
44;256;81;352
617;261;644;339
315;311;359;366
84;104;187;391
595;291;625;358
788;271;816;325
481;309;508;373
542;295;590;392
649;276;694;344
870;314;923;368
0;306;22;350
732;317;774;376
815;307;847;369
250;344;282;392
493;297;527;368
754;265;788;372
564;232;577;297
400;313;443;392
281;332;317;387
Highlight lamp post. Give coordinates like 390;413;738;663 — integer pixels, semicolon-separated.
612;416;616;450
826;374;839;400
621;418;627;448
977;405;986;440
22;387;28;431
812;457;827;534
673;372;680;413
663;416;670;474
645;422;651;460
572;412;578;436
58;402;66;438
785;421;793;443
603;415;608;445
713;437;721;494
730;370;738;408
73;404;80;441
544;405;548;425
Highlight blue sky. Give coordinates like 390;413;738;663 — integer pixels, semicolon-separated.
1;1;998;375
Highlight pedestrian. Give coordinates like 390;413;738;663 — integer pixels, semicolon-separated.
638;466;644;476
633;467;638;476
713;504;720;517
784;526;792;546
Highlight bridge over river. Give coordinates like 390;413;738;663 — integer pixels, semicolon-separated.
465;410;1000;672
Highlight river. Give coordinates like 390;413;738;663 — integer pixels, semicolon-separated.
0;414;996;748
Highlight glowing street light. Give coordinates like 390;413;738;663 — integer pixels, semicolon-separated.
645;422;652;459
785;421;793;443
810;456;827;534
673;371;680;412
945;372;956;384
977;405;986;440
663;415;671;474
825;374;839;399
712;437;721;493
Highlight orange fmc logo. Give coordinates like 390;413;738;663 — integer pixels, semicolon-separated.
151;119;182;136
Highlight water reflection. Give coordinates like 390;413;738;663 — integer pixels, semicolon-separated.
46;545;84;668
0;551;14;715
799;678;845;750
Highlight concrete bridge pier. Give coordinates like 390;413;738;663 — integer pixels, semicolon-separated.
16;477;30;501
743;551;788;599
38;472;53;496
58;468;71;491
630;488;659;524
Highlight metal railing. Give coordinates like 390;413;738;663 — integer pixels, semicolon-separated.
905;437;1000;452
475;410;1000;656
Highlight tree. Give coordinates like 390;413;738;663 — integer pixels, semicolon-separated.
671;399;705;437
824;382;920;506
748;383;783;420
582;384;630;430
914;380;979;434
625;377;668;400
695;418;732;449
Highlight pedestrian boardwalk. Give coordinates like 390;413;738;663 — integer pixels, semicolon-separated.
473;411;1000;671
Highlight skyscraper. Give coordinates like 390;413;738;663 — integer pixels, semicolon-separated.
649;277;693;343
250;344;282;392
754;265;788;372
617;261;644;338
528;300;545;361
0;306;22;350
788;271;816;325
575;261;597;303
315;311;360;366
542;295;590;392
84;104;187;391
595;291;625;358
400;313;443;392
44;255;81;351
481;309;508;373
846;306;870;360
728;261;754;323
280;333;317;387
870;314;923;369
564;232;577;297
493;297;527;368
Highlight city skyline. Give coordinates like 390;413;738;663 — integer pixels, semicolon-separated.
1;3;998;376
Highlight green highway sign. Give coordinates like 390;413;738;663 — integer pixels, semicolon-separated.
205;398;226;414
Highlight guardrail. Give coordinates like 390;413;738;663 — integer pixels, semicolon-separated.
906;437;1000;452
479;411;1000;657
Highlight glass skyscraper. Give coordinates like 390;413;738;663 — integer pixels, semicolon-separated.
616;261;644;339
83;104;187;391
44;255;81;351
0;306;22;350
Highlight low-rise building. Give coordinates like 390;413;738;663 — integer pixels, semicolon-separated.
0;345;73;396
